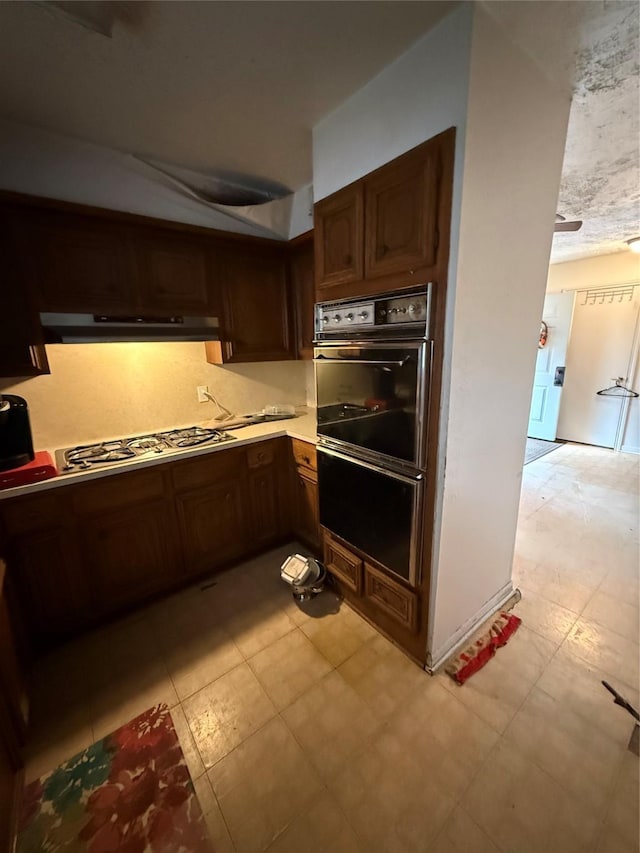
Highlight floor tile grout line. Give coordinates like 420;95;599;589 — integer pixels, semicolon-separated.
591;745;634;853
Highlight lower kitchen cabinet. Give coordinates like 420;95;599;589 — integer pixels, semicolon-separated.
82;502;179;615
176;479;247;576
323;531;363;594
172;445;250;577
7;529;89;642
289;439;321;553
321;529;421;656
0;491;90;642
246;439;287;548
364;562;417;632
0;436;304;648
0;560;25;853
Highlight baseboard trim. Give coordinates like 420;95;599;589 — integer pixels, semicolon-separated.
425;582;519;673
620;444;640;455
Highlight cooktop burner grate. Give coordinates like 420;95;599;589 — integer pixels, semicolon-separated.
58;426;235;472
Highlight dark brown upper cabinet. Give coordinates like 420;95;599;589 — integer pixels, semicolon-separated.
24;211;134;314
0;211;49;378
314;184;364;291
133;229;217;316
207;247;294;364
290;236;315;360
313;128;455;301
364;146;439;280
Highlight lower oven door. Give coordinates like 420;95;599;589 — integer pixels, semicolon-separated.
318;446;423;586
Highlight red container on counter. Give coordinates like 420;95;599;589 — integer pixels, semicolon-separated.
0;451;58;490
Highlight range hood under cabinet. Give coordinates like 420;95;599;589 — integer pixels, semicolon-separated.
39;313;220;344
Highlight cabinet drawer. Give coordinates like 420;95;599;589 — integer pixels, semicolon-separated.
364;563;417;632
1;492;65;535
172;447;246;493
323;533;362;594
72;468;166;515
291;438;317;472
246;439;278;469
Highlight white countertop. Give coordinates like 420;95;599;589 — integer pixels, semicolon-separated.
0;412;317;501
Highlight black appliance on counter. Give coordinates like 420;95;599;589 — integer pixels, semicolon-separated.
314;286;432;587
0;394;35;472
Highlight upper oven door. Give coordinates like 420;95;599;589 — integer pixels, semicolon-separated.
314;340;430;472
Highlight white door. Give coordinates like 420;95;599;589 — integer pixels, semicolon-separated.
557;288;640;448
527;292;576;440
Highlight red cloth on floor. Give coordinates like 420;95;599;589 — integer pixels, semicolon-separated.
445;611;522;685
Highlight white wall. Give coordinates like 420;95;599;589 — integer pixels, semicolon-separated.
313;5;473;201
547;251;640;293
547;251;640;453
0;344;308;453
428;7;571;665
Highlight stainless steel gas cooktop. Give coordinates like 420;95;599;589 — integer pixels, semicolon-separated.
56;426;235;473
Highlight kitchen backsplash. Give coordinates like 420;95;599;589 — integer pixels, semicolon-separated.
0;343;315;452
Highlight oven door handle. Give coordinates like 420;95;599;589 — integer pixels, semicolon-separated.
317;445;423;484
314;355;413;367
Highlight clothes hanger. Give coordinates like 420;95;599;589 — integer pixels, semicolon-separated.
596;378;639;398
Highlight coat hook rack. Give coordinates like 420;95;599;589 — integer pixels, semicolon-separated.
596;378;639;398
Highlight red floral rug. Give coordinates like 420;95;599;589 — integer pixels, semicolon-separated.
17;704;213;853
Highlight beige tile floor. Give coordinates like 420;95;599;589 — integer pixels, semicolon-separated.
25;442;639;853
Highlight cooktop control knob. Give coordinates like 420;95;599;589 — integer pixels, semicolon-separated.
345;313;354;322
408;303;417;314
359;311;369;321
333;314;341;324
322;316;329;324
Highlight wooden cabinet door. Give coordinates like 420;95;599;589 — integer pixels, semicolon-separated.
292;467;320;551
364;145;439;279
323;532;363;593
0;211;49;377
364;562;418;632
215;249;294;363
314;185;363;290
83;502;178;614
246;439;286;547
177;479;248;576
8;529;89;642
25;211;134;313
290;240;315;359
134;229;215;315
248;466;282;547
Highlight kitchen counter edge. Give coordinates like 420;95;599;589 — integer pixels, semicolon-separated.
0;415;318;501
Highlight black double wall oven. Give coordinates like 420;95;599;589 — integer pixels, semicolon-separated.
315;286;432;587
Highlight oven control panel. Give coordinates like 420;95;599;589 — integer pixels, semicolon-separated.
315;286;430;338
317;302;375;332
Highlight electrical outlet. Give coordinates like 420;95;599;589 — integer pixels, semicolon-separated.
197;385;209;403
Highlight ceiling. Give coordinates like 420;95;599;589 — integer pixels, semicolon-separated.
0;1;637;264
